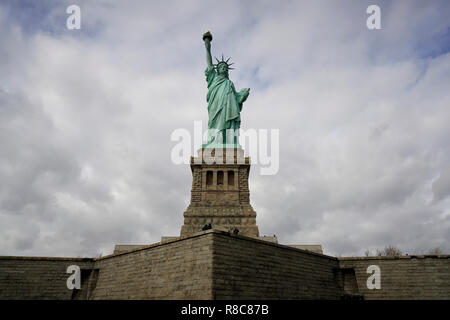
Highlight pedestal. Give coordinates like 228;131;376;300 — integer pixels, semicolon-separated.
180;148;259;237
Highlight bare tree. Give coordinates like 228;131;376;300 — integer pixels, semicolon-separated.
428;247;442;255
376;245;402;256
383;245;402;256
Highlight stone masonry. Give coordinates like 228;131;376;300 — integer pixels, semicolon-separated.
1;230;448;300
180;148;259;237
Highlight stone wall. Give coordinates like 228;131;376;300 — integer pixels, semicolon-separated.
90;232;214;299
338;256;450;299
1;231;449;300
0;256;94;299
211;232;342;299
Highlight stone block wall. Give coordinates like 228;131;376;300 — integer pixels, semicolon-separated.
338;256;450;299
211;232;342;299
90;233;214;299
1;231;449;300
0;256;94;299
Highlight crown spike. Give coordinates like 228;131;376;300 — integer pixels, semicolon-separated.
212;53;234;71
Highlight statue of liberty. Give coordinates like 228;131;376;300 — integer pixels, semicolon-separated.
202;31;250;148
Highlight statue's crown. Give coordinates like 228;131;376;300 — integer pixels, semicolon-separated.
213;54;234;70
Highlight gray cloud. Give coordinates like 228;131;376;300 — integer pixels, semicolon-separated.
0;0;449;257
433;168;450;202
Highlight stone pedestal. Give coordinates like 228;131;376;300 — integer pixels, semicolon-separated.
180;148;259;237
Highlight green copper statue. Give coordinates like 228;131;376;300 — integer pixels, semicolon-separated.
202;31;250;148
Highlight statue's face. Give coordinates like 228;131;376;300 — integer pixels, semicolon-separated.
217;63;228;75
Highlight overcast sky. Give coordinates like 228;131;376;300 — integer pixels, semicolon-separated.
1;0;449;257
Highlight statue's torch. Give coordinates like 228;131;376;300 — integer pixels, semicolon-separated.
203;30;213;42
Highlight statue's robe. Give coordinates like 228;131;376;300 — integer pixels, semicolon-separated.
205;66;246;138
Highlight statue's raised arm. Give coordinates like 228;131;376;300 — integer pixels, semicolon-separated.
203;31;213;68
